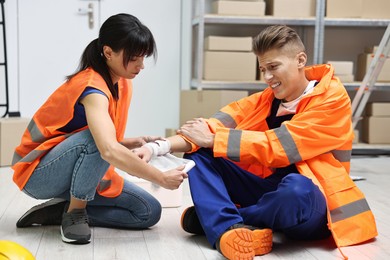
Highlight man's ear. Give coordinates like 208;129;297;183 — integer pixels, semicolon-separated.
297;52;307;69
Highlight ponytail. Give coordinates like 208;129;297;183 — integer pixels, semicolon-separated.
66;38;118;99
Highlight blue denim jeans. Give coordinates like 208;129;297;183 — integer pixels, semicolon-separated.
23;129;161;229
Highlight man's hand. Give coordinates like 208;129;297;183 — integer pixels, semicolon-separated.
177;118;214;148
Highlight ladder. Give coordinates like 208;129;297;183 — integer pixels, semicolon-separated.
0;0;8;118
351;23;390;129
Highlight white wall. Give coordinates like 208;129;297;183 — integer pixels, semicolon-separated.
3;0;193;138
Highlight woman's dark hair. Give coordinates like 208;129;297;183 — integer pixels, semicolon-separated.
67;13;157;99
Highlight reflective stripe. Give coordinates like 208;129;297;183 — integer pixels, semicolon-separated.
273;124;302;164
18;150;47;163
98;180;112;192
212;111;237;129
330;198;371;223
28;119;45;143
227;129;242;161
11;152;23;166
331;149;351;162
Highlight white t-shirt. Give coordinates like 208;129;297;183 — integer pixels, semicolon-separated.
276;80;317;117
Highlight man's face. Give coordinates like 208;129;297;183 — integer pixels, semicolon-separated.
258;47;307;102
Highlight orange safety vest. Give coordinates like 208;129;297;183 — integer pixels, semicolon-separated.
12;68;132;198
184;64;377;250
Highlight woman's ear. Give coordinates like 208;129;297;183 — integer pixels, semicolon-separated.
297;52;307;69
102;46;113;60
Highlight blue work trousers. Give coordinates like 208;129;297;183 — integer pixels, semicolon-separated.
184;148;330;247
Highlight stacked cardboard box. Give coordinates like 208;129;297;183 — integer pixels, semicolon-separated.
212;0;266;16
203;36;257;81
0;118;30;167
180;90;248;126
265;0;315;17
327;61;354;83
356;46;390;82
362;103;390;144
327;0;390;19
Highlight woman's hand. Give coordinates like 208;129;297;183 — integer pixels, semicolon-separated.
159;165;188;190
122;136;163;150
177;118;214;148
132;146;153;162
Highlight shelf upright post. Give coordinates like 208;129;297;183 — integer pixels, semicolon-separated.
313;0;325;65
194;0;205;91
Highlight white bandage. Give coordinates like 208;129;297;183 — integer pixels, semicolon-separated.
143;140;171;156
155;140;171;155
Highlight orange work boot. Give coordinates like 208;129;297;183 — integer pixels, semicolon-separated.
217;224;272;260
180;206;205;235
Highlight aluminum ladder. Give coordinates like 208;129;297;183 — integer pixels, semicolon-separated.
351;23;390;129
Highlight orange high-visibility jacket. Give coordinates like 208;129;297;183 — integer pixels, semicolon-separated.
185;64;377;248
12;68;132;198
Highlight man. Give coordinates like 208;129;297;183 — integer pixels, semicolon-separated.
137;25;377;260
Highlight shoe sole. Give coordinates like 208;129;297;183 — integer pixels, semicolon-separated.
180;206;195;233
16;198;67;228
180;206;205;235
219;228;272;260
61;226;91;245
180;207;191;231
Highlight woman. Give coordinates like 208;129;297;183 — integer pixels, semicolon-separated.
12;13;187;244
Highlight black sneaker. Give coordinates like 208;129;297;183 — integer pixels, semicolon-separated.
61;208;91;244
216;223;272;259
16;198;68;228
180;206;205;235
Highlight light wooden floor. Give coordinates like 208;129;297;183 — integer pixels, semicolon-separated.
1;155;390;260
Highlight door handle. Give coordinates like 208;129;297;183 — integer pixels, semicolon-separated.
77;3;94;29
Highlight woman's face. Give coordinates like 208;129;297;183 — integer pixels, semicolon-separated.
104;46;145;83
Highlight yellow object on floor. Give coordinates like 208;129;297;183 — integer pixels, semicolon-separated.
0;240;35;260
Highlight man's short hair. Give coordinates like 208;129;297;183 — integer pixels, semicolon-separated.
252;25;305;56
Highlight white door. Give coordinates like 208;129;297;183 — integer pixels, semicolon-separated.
100;0;182;137
18;0;100;116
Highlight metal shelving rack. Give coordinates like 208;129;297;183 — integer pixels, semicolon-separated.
191;0;390;91
0;0;8;118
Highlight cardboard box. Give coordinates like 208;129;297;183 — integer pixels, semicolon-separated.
362;0;390;19
362;116;390;144
204;51;257;81
205;36;253;52
335;74;354;83
212;0;266;16
364;46;379;54
0;118;30;166
326;0;363;18
366;103;390;117
265;0;315;17
356;53;390;82
327;61;354;75
353;129;359;144
180;90;248;126
327;0;390;18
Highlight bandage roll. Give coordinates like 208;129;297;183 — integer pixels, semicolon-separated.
143;140;171;156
